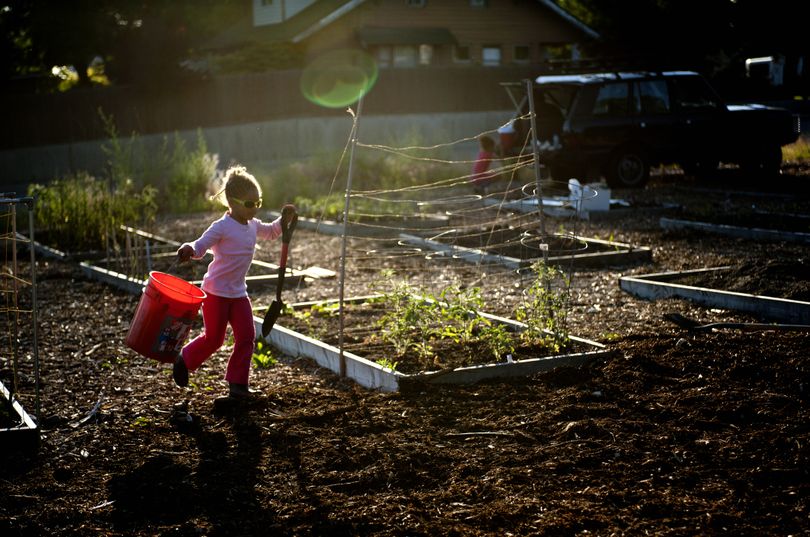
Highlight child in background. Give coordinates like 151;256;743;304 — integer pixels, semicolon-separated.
174;165;296;399
471;135;499;194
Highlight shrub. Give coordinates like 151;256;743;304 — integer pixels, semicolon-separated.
782;135;810;163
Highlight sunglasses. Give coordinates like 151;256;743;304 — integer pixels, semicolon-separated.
229;196;262;209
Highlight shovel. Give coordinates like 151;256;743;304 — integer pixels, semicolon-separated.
663;312;810;332
262;206;298;338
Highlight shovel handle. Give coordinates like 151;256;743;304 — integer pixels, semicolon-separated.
276;242;289;302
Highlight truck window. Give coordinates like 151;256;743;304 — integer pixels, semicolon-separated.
634;80;670;114
671;77;721;111
592;82;629;117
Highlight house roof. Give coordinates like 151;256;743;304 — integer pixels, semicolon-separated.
202;0;364;50
203;0;599;52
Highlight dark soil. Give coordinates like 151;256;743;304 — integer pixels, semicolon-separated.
2;170;810;536
677;260;810;301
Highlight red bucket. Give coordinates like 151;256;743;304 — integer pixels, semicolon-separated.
125;271;206;363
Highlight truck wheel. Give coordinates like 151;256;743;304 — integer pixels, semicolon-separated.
606;147;650;188
740;145;782;178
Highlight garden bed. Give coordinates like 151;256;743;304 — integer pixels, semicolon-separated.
400;228;651;270
619;262;810;324
0;379;39;455
660;216;810;244
268;211;451;239
261;295;611;391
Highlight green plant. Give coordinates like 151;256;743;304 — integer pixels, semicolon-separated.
782;135;810;163
376;280;440;360
376;358;398;372
374;278;516;363
252;340;278;369
514;262;571;352
131;416;151;427
479;323;515;360
167;130;219;213
28;172;157;252
100;110;218;214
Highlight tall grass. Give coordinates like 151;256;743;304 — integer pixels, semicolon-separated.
28;112;218;252
28;173;157;252
783;135;810;162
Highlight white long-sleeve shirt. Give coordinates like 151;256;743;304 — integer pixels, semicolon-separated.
183;212;283;298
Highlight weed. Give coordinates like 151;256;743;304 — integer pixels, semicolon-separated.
131;416;151;427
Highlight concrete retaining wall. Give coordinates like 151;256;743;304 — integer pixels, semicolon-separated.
2;110;513;194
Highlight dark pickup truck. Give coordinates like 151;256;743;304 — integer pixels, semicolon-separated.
506;70;801;188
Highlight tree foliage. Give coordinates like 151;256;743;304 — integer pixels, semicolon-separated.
0;0;244;90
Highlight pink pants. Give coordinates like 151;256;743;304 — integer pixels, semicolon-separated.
181;293;254;385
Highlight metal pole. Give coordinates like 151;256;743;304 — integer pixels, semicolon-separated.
525;78;546;237
338;98;363;378
27;199;40;424
10;202;19;396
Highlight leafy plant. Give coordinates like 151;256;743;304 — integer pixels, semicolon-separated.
376;280;440;360
514;262;571;352
376;358;398;372
374;277;516;363
252;340;278;369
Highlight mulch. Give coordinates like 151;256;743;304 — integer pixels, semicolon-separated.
1;171;809;536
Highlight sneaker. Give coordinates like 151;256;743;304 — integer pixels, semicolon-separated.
173;354;189;387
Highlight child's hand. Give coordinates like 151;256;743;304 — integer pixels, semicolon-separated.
177;244;194;263
281;204;297;226
280;204;298;242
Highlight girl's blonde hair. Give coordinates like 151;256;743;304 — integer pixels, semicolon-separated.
210;165;262;207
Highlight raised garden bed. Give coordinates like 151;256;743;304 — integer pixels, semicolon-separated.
482;196;679;221
620;264;810;324
267;211;450;239
400;228;651;270
258;295;612;392
660;216;810;244
77;225;334;298
0;379;39;455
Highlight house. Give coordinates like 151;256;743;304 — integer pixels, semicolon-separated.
206;0;600;71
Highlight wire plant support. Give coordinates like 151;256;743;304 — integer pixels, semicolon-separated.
0;192;40;454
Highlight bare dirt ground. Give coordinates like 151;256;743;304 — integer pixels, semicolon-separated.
2;168;809;536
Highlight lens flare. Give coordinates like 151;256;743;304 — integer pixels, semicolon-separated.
300;49;378;108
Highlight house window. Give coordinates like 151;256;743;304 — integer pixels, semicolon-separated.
482;46;501;66
407;0;426;6
454;45;471;63
376;46;392;68
419;44;434;66
514;45;530;63
393;45;418;67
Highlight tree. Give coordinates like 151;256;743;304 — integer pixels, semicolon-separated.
1;0;244;90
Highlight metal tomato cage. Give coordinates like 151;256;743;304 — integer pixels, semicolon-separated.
0;193;40;452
